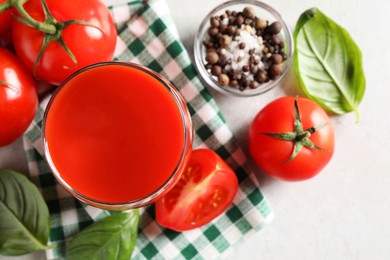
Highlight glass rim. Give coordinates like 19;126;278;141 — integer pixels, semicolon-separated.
42;61;193;210
193;0;294;97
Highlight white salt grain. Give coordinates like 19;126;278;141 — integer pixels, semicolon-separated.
223;26;264;80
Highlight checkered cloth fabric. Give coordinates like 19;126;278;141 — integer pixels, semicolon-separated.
22;0;273;259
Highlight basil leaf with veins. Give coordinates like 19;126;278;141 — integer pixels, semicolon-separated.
0;169;53;256
294;8;365;121
67;210;140;260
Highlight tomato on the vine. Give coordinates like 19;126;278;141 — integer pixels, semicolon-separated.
156;149;238;231
0;0;13;38
0;48;38;147
249;96;335;181
12;0;117;85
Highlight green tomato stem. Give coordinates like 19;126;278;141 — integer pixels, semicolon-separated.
295;132;310;142
260;97;327;163
0;80;20;93
0;1;11;12
13;0;56;34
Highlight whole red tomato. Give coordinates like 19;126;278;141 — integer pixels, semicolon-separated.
0;48;38;147
12;0;117;85
0;0;13;38
249;96;335;181
156;149;238;231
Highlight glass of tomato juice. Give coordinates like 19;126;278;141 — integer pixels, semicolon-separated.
42;62;193;210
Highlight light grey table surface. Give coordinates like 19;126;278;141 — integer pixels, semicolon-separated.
1;0;390;259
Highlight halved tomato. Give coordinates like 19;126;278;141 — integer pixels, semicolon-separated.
156;149;238;231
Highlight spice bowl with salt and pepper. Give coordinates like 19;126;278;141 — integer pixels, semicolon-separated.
194;0;293;97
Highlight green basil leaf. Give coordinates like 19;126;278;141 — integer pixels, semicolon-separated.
0;169;53;256
294;8;365;121
66;210;139;260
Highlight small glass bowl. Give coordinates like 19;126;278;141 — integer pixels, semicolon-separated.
194;0;293;97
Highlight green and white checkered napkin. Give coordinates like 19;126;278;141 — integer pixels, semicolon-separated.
22;0;273;259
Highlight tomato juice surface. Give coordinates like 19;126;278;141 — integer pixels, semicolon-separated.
44;63;187;204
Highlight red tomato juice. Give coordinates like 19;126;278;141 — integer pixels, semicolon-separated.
44;63;188;204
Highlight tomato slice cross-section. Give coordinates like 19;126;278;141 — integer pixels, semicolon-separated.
156;149;238;231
